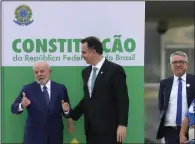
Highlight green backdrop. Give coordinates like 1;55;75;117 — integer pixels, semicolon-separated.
1;66;144;143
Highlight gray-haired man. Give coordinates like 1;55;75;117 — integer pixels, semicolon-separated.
156;51;195;144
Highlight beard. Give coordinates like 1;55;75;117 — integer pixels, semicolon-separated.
36;78;48;85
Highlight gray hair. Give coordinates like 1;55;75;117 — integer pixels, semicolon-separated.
32;60;51;70
170;51;188;63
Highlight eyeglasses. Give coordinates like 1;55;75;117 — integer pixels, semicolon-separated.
172;60;187;65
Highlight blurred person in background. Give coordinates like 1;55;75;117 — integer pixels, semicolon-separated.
156;51;195;144
180;99;195;144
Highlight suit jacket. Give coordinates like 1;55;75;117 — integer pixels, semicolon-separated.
11;81;71;144
71;59;129;134
156;74;195;139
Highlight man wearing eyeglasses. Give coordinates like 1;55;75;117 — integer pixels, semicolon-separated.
156;51;195;144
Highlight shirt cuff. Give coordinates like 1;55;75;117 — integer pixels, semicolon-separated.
64;111;69;115
18;103;24;111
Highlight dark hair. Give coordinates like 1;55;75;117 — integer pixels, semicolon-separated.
81;36;103;54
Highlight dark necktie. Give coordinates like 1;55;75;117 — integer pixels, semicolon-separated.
176;77;182;125
43;86;49;106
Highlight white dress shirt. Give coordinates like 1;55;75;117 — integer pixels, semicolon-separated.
40;79;51;99
164;73;188;126
87;57;105;97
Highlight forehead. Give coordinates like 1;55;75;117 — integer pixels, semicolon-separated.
81;42;89;51
172;55;186;61
33;64;49;71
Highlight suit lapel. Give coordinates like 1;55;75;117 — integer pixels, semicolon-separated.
83;66;92;96
165;77;173;108
91;60;107;96
84;66;92;86
34;82;48;110
49;81;58;111
186;74;191;106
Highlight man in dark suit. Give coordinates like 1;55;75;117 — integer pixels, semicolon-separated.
11;61;72;144
156;51;195;144
71;36;129;144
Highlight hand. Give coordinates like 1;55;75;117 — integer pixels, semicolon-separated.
21;92;31;108
117;125;126;143
61;100;70;112
180;135;187;144
67;118;75;133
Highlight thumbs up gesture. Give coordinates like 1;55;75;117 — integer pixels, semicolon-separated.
21;92;31;109
61;100;70;112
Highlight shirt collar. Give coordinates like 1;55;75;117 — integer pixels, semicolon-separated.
40;79;51;90
174;73;186;82
92;57;105;70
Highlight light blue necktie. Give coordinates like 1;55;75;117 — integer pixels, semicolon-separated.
91;67;97;93
176;77;182;125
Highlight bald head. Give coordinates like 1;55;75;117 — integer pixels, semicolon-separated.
33;61;51;85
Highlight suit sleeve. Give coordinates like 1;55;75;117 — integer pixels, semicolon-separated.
70;70;85;120
61;85;71;118
71;98;84;121
158;80;164;112
112;66;129;127
11;86;26;114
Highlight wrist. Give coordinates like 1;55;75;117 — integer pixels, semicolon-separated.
118;124;126;127
179;132;185;137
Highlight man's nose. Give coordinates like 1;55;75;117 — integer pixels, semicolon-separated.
176;62;180;66
37;72;42;76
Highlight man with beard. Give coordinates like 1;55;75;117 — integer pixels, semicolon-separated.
156;51;195;144
11;61;74;144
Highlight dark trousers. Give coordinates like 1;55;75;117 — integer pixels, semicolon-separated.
86;129;121;144
46;138;62;144
164;126;181;144
164;126;189;144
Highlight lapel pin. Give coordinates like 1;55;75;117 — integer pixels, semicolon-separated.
186;84;190;87
101;71;103;74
